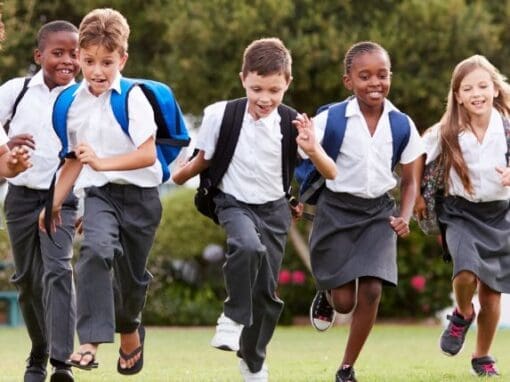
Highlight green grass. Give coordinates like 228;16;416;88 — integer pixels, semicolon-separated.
1;324;509;381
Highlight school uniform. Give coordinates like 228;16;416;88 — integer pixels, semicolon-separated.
309;97;424;290
424;109;510;293
0;70;78;362
65;73;162;343
196;100;293;372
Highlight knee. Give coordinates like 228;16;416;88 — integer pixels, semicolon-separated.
228;236;262;259
453;271;477;286
331;291;356;314
359;280;382;307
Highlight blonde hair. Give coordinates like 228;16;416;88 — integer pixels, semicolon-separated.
241;37;292;81
440;55;510;194
79;8;129;55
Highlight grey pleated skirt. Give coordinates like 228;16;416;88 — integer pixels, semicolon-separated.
438;196;510;293
309;189;398;290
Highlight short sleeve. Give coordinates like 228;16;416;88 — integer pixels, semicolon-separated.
399;116;425;164
127;86;157;147
195;101;227;160
422;123;441;165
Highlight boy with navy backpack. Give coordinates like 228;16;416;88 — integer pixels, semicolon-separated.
39;8;187;376
0;20;79;382
302;41;424;382
172;37;336;381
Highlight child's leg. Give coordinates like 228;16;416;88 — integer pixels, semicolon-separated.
452;270;477;317
474;281;501;357
39;192;78;363
340;277;382;367
4;186;48;359
236;198;290;373
112;186;161;370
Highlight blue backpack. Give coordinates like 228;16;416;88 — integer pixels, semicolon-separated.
295;100;411;204
52;77;190;183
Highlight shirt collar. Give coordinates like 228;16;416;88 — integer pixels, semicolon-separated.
29;69;76;91
345;96;398;119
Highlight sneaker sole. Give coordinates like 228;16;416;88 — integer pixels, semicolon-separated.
211;343;237;352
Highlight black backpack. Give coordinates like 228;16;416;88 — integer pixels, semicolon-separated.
194;98;298;224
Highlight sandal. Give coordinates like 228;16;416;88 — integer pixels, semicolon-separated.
117;325;145;375
66;350;98;370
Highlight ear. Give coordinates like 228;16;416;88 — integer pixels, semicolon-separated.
239;72;247;88
119;52;129;71
342;74;352;91
33;49;42;65
285;75;293;91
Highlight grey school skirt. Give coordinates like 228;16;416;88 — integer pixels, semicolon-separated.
309;189;398;290
438;196;510;293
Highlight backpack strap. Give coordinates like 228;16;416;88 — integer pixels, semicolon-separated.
110;77;135;138
52;83;81;159
208;98;246;187
388;111;411;170
503;116;510;166
278;103;298;193
298;101;348;204
4;77;31;134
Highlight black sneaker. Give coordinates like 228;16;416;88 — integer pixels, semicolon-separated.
439;307;475;356
310;290;336;331
471;356;500;377
50;363;74;382
24;352;48;382
335;365;357;382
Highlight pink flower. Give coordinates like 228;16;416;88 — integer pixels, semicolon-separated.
279;269;291;285
410;275;426;293
291;270;306;285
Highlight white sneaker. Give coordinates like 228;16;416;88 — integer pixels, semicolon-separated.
239;359;268;382
210;313;243;351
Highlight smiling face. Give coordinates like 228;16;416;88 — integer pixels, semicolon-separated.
240;71;291;120
79;44;128;96
34;31;80;90
343;50;391;113
455;67;498;119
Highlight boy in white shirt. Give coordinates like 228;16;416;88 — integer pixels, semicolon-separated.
40;8;162;376
172;37;336;382
0;20;78;382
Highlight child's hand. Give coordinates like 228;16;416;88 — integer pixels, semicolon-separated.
293;113;317;154
288;197;304;220
413;194;427;220
389;216;410;238
7;145;32;174
171;157;191;185
38;206;62;234
75;143;101;170
496;166;510;186
75;216;84;235
7;134;35;150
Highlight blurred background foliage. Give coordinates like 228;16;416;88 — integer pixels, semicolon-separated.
0;0;501;324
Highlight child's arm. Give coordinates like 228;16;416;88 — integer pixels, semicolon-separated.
0;145;32;177
390;159;419;237
413;154;427;219
38;158;82;233
171;150;210;185
74;136;156;171
293;113;337;179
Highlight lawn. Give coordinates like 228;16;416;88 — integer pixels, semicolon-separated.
1;324;509;381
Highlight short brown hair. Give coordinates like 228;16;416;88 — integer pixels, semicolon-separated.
241;37;292;81
79;8;129;55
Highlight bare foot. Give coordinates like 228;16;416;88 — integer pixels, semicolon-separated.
119;329;141;369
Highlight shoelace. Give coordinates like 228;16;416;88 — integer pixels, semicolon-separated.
448;323;465;338
315;293;334;319
481;363;497;374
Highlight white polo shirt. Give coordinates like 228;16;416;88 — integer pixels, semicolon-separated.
196;101;285;204
66;73;161;191
424;108;510;202
0;70;74;189
313;97;424;198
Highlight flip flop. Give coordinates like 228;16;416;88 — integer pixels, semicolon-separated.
117;325;145;375
66;350;99;370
